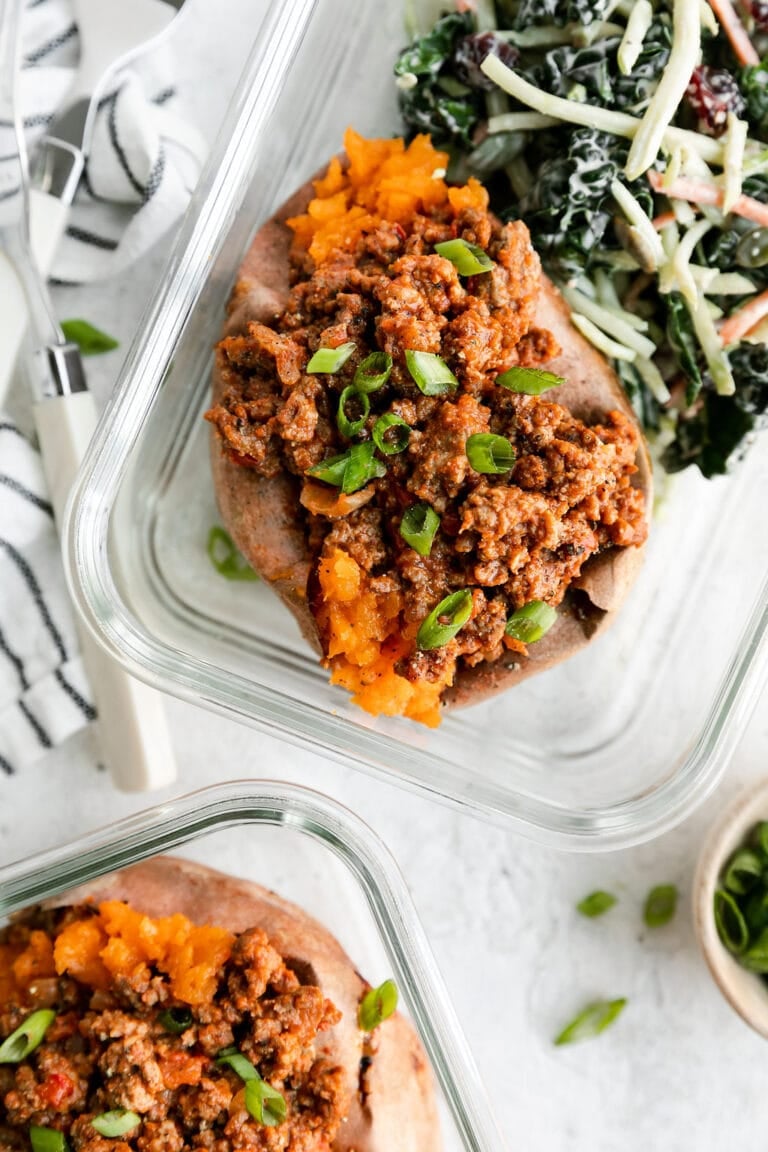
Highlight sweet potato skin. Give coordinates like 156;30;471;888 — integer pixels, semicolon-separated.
209;178;652;709
48;856;441;1152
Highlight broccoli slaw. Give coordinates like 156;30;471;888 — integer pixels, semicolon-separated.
395;0;768;476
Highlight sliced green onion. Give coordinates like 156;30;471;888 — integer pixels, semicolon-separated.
496;366;565;395
159;1007;193;1034
207;526;259;582
405;350;458;395
337;386;370;439
714;888;750;954
358;980;399;1031
554;999;627;1046
400;504;440;557
744;889;768;936
60;318;118;356
576;891;617;918
0;1010;56;1064
643;884;678;927
417;589;473;651
244;1076;287;1127
30;1129;68;1152
739;927;768;974
724;849;764;896
91;1111;141;1138
373;413;411;455
754;821;768;858
505;601;557;644
466;433;515;475
434;238;493;276
354;351;392;393
216;1050;259;1081
306;442;386;495
341;442;386;494
306;342;356;374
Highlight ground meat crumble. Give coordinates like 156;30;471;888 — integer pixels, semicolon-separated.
206;196;647;693
0;910;345;1152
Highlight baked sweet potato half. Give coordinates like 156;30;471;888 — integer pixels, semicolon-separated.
0;856;439;1152
207;131;652;726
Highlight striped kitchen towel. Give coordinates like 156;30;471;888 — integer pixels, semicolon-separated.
0;418;95;775
9;0;207;282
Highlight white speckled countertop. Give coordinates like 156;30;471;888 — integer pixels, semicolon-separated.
3;2;768;1147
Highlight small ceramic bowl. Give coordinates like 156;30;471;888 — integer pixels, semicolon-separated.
694;778;768;1038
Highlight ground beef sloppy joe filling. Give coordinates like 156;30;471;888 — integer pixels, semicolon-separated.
206;129;648;727
0;904;348;1152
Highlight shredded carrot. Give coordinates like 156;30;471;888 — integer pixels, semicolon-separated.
652;210;676;230
287;128;487;267
719;286;768;345
707;0;759;65
647;170;768;227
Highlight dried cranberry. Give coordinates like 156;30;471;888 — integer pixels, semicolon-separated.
746;0;768;31
453;32;520;91
685;65;746;136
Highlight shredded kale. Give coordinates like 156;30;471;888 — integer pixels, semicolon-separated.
666;293;704;406
509;0;613;28
739;62;768;137
395;11;483;147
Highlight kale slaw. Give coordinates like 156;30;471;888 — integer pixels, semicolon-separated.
395;0;768;476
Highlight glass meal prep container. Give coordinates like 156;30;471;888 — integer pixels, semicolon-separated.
66;0;768;848
0;780;503;1152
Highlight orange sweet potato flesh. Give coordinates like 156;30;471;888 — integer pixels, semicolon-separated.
210;144;652;719
48;857;441;1152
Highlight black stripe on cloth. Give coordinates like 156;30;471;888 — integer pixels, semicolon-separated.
0;538;67;663
0;423;25;439
0;475;53;518
107;92;145;198
18;699;52;748
54;667;97;722
0;113;53;129
143;145;165;203
152;87;177;105
0;184;21;202
26;0;54;8
24;22;77;65
0;625;28;691
66;224;119;251
0;752;13;776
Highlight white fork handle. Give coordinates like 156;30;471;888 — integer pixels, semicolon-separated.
0;189;68;404
34;391;177;792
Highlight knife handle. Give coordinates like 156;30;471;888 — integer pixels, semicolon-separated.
34;390;177;793
0;189;69;404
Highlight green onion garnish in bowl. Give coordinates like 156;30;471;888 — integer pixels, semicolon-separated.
694;779;768;1039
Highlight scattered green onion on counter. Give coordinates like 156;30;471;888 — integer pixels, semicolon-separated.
417;589;473;650
373;412;411;455
0;1009;56;1063
400;503;440;556
466;432;515;474
405;349;459;395
60;318;119;356
91;1111;141;1138
358;979;399;1031
643;884;678;927
337;385;371;438
306;342;356;374
577;890;617;918
715;822;768;969
554;998;627;1046
505;601;557;643
434;238;493;275
207;526;259;582
497;367;565;395
354;351;393;393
